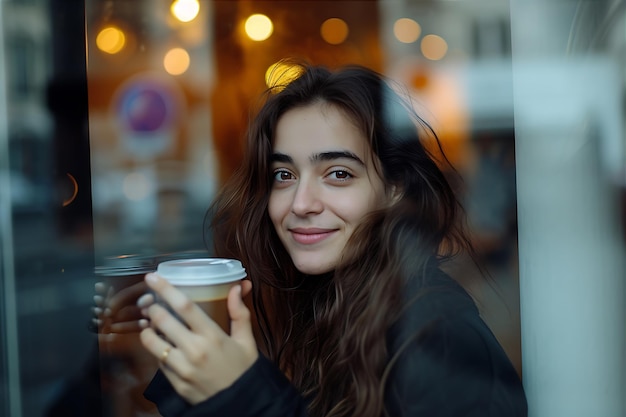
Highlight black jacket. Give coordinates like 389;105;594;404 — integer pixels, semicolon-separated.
145;270;527;416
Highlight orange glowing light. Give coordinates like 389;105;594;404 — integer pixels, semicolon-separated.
320;18;349;45
62;173;78;207
96;26;126;54
171;0;200;23
394;18;421;44
163;48;190;75
245;14;273;41
421;34;448;61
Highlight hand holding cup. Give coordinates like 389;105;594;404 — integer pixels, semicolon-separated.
137;259;258;404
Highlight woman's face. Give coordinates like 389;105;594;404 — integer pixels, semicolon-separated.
268;102;389;275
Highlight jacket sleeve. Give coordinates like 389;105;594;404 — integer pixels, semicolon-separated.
144;354;310;417
385;312;527;417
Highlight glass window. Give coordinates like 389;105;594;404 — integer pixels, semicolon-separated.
2;1;623;416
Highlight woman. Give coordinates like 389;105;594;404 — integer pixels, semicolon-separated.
138;63;528;416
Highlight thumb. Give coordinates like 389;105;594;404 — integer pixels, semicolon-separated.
227;284;256;351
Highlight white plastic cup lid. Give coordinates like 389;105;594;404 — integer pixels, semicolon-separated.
157;258;246;286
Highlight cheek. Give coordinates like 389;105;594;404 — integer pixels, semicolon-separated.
335;194;379;224
346;190;388;228
267;194;283;227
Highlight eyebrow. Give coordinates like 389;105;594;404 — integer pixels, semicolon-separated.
270;151;365;166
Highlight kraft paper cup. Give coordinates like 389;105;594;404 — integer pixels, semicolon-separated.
156;258;246;332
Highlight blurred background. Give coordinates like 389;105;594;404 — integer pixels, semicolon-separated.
1;1;624;416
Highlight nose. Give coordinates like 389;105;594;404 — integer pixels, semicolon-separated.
291;178;323;216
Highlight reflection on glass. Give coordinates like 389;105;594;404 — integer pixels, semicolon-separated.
7;1;623;416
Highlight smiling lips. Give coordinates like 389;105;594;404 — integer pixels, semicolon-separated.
289;227;337;244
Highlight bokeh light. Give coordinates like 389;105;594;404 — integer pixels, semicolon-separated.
320;18;349;45
171;0;200;23
265;62;304;91
163;48;190;75
96;26;126;54
245;14;273;41
393;18;421;44
123;172;154;201
421;34;448;60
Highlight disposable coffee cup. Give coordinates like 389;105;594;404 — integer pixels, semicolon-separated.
94;254;156;336
95;254;160;415
95;254;156;293
156;258;247;333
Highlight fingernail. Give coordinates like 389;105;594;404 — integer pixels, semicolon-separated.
93;295;104;305
146;273;159;283
138;319;149;329
92;307;103;316
137;293;153;308
104;308;112;317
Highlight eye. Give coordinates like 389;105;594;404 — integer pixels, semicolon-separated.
328;170;352;181
273;170;295;182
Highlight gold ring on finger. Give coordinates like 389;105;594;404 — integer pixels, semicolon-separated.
160;346;172;363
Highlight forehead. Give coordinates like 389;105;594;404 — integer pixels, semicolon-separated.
273;102;370;156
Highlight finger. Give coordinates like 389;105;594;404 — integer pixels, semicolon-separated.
139;327;177;365
109;299;142;319
94;282;109;295
241;279;252;298
140;327;198;386
110;320;143;334
92;298;112;318
138;293;156;318
228;285;256;352
93;295;106;308
113;304;144;322
145;302;195;348
137;293;155;308
145;273;224;335
107;281;149;313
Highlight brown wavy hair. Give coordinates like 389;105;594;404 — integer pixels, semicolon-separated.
206;63;472;417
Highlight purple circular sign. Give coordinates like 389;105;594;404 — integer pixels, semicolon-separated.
116;79;176;133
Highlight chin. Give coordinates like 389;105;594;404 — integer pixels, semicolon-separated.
293;259;335;276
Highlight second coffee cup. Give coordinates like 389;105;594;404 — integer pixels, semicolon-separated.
156;258;246;333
